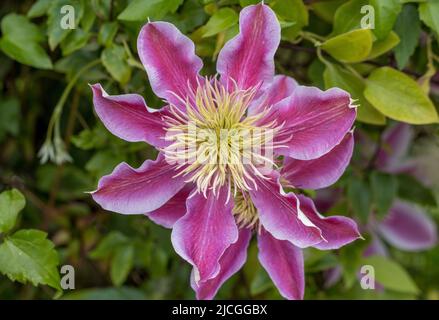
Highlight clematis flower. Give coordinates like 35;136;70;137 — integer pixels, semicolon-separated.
90;4;360;300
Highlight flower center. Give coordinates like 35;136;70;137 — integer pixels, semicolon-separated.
162;78;282;199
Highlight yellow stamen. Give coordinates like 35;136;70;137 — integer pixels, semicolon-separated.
162;77;282;203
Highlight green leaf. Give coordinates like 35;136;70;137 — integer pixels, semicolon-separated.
111;245;134;287
347;177;371;223
101;45;132;85
419;0;439;38
47;0;84;50
0;14;52;69
311;0;346;23
89;231;129;259
370;171;398;218
118;0;183;21
394;4;421;70
332;0;368;35
368;31;400;59
323;62;386;125
0;229;60;290
321;29;373;63
370;0;402;40
271;0;308;41
364;67;439;124
1;14;44;42
60;29;90;55
0;97;20;141
28;0;53;18
0;38;53;69
85;149;126;178
0;189;25;234
98;22;118;47
202;8;238;38
361;256;419;294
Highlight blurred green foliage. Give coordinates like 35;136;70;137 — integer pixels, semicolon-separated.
0;0;438;300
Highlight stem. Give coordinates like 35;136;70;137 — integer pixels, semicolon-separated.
48;89;81;206
43;59;101;146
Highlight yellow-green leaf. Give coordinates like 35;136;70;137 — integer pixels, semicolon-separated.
321;29;373;63
368;31;400;60
0;189;25;234
364;67;439;124
362;256;419;294
202;8;238;38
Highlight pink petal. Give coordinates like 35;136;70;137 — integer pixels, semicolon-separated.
378;200;437;251
171;185;239;284
146;185;193;228
376;123;413;172
281;132;354;189
91;154;186;214
137;21;203;109
217;3;280;91
258;227;304;300
297;194;362;250
91;83;168;147
249;75;298;115
249;172;324;248
192;228;252;300
269;86;356;160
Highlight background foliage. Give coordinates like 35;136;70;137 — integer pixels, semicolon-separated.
0;0;439;299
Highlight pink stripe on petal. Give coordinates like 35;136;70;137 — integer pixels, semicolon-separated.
91;84;168;147
378;200;437;251
249;75;298;115
137;21;203;109
192;228;252;300
258;228;304;300
249;172;323;248
171;185;239;284
270;86;356;160
281;132;354;190
297;194;361;250
91;154;186;214
146;185;193;228
217;3;280;91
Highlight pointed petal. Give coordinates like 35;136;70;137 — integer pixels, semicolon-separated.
249;172;323;248
378;200;437;251
297;194;361;250
270;86;356;160
91;84;168;147
91;154;186;214
258;228;304;300
282;132;354;189
192;228;252;300
217;3;280;91
146;185;193;228
137;21;203;108
171;185;239;284
249;75;298;115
